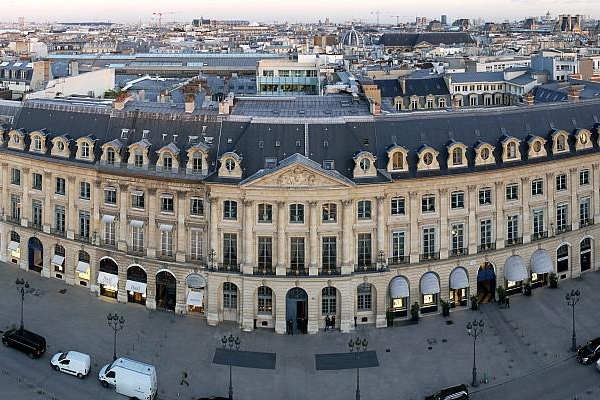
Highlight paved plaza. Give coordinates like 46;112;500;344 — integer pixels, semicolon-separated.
2;262;600;399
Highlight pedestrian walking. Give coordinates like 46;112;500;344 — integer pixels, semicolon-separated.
505;296;510;309
325;315;331;331
180;371;189;386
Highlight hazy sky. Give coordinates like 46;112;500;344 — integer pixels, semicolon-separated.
1;0;598;24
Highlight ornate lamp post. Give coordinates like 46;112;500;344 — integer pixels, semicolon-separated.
348;336;368;400
107;313;125;360
15;278;30;330
466;319;484;387
221;333;241;400
566;289;581;352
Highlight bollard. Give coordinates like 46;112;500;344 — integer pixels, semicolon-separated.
484;372;489;384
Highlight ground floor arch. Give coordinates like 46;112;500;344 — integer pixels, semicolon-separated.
449;267;469;308
321;285;340;330
389;276;410;320
126;265;147;305
98;257;119;299
28;236;43;273
222;282;238;321
286;287;308;334
477;261;496;303
8;231;21;264
156;270;177;312
557;243;571;278
580;237;593;272
185;273;206;315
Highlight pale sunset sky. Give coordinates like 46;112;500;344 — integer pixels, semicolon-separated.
1;0;597;24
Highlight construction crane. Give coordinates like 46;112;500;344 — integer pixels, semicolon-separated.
391;15;411;26
152;11;174;31
370;10;387;26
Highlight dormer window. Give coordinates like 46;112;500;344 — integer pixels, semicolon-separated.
557;135;566;151
192;154;202;172
13;134;19;144
33;136;41;151
387;146;408;173
423;152;433;165
218;152;243;178
57;141;65;151
225;159;236;172
163;154;173;172
359;158;370;172
134;151;143;167
533;141;541;152
451;148;463;165
481;148;490;160
575;129;592;151
106;148;115;165
507;142;517;159
551;130;570;154
81;142;90;158
392;152;403;170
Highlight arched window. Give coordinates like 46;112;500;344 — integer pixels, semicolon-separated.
452;148;463;165
557;135;566;151
507;142;517;159
106;148;116;165
392;152;403;170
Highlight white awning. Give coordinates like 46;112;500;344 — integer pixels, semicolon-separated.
389;276;409;298
531;249;553;274
159;224;173;232
450;268;469;289
130;219;144;228
125;280;147;294
102;214;115;223
76;261;90;274
97;271;118;287
420;272;440;294
186;291;204;307
8;241;19;251
504;255;527;282
51;254;65;267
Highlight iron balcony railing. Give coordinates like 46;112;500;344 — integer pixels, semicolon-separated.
477;243;496;253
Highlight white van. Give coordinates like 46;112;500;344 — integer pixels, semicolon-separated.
99;357;157;400
50;351;91;379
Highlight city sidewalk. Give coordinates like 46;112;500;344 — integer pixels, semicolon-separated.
1;261;599;400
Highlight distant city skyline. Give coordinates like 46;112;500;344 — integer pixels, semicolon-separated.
1;0;598;24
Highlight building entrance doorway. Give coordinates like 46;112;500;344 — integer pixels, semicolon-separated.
156;271;176;312
477;262;496;304
28;237;43;273
286;287;308;334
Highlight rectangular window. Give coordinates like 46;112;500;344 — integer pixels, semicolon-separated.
357;233;372;267
258;203;272;223
79;182;91;200
104;187;117;205
192;156;202;173
11;168;21;185
134;153;143;167
258;286;273;313
190;197;204;216
223;233;238;267
556;204;568;231
163;155;173;172
479;187;492;205
223;282;237;309
422;195;436;213
422;227;436;256
290;237;305;270
79;211;90;239
531;179;544;196
161;195;174;213
450;223;464;253
189;229;203;261
55;177;66;195
55;205;65;233
580;170;590;186
224;200;237;220
507;215;519;242
289;204;304;223
505;184;518;201
322;286;336;315
32;173;42;190
556;174;567;191
10;194;20;221
391;231;405;261
104;220;115;246
450;191;464;209
257;236;273;270
532;209;545;239
480;219;493;246
322;203;337;222
390;197;405;215
580;197;591;225
322;237;337;270
357;283;372;311
32;200;43;228
357;200;372;220
132;225;144;252
131;192;145;209
161;230;173;257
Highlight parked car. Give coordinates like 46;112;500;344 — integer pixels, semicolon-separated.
425;384;469;400
50;351;91;378
1;328;46;359
577;337;600;364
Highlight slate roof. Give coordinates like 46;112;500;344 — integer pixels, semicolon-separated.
378;32;475;47
2;96;600;184
402;76;449;96
449;72;504;83
373;79;403;97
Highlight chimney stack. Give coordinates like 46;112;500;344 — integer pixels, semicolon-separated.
524;92;534;106
113;92;130;110
185;94;195;113
568;87;580;102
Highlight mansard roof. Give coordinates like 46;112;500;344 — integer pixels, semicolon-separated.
378;32;475;47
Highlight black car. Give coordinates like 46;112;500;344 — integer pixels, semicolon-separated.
1;328;46;359
425;384;469;400
577;337;600;364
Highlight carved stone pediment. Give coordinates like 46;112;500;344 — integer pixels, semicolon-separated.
244;165;352;189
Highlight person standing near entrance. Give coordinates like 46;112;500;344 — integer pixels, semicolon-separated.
287;319;293;335
325;315;331;331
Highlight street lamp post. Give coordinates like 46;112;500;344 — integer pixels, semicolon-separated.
221;333;241;400
466;319;484;387
107;313;125;361
566;289;580;352
15;278;30;331
348;337;368;400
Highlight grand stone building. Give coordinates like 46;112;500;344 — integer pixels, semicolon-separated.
0;94;598;334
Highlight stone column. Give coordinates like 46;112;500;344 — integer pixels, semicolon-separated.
208;195;219;263
546;172;555;235
20;167;30;227
241;280;254;331
376;196;385;263
274;289;287;334
408;191;420;263
494;181;505;249
307;286;319;334
206;275;220;326
146;189;157;258
66;177;76;240
438;189;448;259
0;163;7;262
308;201;318;276
42;171;52;234
521;177;530;243
243;199;253;274
118;184;128;251
176;191;187;262
375;280;387;328
570;167;579;230
92;180;102;244
593;163;600;223
467;185;477;254
339;281;354;332
276;201;286;275
341;199;353;274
